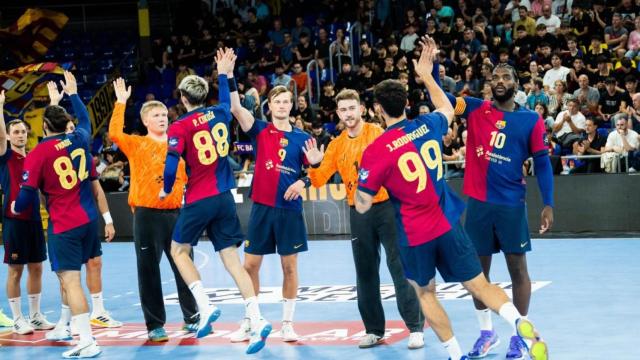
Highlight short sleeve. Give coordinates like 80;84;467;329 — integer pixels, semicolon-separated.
21;148;44;189
418;112;449;136
89;160;99;181
357;145;388;196
246;120;268;139
454;96;484;118
529;116;549;157
167;122;186;156
0;146;12;164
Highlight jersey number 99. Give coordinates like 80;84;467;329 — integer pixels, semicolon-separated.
397;140;443;193
53;148;89;190
192;123;229;165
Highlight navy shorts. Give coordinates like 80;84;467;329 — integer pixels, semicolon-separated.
48;219;101;272
3;217;46;265
398;223;482;287
173;191;244;251
464;198;531;256
246;203;308;256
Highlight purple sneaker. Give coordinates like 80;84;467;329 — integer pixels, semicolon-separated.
506;335;527;360
467;330;500;358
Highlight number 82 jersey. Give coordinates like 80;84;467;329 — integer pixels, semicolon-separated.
167;104;235;204
357;113;465;247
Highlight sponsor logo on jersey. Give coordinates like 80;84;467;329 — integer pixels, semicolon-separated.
22;170;29;182
358;168;369;183
475;145;484;157
265;160;274;170
168;137;179;147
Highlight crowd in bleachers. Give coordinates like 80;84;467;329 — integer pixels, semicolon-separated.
14;0;640;190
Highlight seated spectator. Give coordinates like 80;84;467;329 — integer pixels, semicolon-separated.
571;118;607;173
319;82;337;123
247;69;268;98
553;98;586;152
605;13;629;53
290;62;308;97
175;63;195;87
548;80;572;117
535;103;555;129
598;77;631;127
601;116;640;172
626;93;640;133
292;95;313;128
335;63;357;92
573;74;600;114
439;66;457;94
527;79;550;109
272;64;293;90
543;53;571;89
625;17;640;59
455;65;480;96
310;121;332;151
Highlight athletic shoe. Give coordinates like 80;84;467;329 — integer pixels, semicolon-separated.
280;321;299;342
0;309;13;327
148;327;169;342
13;316;34;335
358;333;382;348
450;357;470;360
196;307;221;339
229;318;251;342
468;330;500;358
45;323;73;341
515;319;548;360
407;331;424;349
30;312;55;330
90;311;122;328
506;335;527;360
62;340;101;358
182;313;200;333
246;318;272;354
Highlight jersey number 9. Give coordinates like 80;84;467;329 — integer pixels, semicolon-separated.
193;123;229;165
397;140;443;193
53;148;89;190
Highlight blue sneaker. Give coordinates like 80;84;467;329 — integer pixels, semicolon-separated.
468;330;500;358
182;313;200;333
515;319;548;360
506;335;526;360
448;357;470;360
148;327;169;342
246;318;272;354
196;307;221;339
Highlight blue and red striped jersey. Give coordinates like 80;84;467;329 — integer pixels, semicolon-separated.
247;120;310;211
0;148;40;221
358;113;465;247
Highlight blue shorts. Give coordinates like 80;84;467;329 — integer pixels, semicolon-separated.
173;191;244;251
48;220;101;272
2;217;46;265
464;198;531;256
246;203;308;256
398;223;482;287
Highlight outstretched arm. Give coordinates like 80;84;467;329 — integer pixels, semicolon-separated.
414;36;454;125
219;48;256;133
61;71;91;134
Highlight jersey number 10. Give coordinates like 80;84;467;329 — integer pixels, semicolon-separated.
193;123;229;165
397;140;443;193
53;148;89;190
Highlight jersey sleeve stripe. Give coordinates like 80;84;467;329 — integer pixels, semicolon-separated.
357;185;378;196
454;97;466;115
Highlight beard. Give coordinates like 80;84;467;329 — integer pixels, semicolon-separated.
491;86;515;103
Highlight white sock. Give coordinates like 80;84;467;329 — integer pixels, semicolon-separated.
72;313;93;344
28;293;41;318
282;298;296;323
245;296;262;328
442;336;463;360
8;297;22;320
90;292;105;316
476;308;493;331
188;281;211;314
60;304;72;326
498;302;522;332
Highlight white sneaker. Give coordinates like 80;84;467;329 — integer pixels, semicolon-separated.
62;340;102;358
230;318;251;342
30;312;55;330
629;167;637;173
407;331;424;349
280;321;299;342
13;316;34;335
90;311;122;328
246;318;272;354
358;333;382;348
46;323;72;341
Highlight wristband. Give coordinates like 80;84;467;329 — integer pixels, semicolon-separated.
300;176;312;188
228;77;237;92
102;212;113;224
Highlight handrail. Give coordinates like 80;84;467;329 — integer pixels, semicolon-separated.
288;78;299;110
348;21;362;66
260;99;268;121
328;42;336;84
306;59;320;106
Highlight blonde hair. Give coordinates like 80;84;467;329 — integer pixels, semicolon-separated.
334;88;360;104
140;100;168;120
267;85;293;103
178;75;209;106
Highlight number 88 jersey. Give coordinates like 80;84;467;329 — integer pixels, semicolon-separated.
357;113;465;247
21;128;98;234
167;104;235;204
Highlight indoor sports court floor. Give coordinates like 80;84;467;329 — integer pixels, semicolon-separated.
1;237;638;359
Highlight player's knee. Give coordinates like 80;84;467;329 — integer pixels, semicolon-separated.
27;263;43;276
170;242;189;258
8;265;24;280
281;263;297;279
86;256;102;271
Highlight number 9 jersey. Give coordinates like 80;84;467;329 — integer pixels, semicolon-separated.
21;127;98;234
357;113;465;247
166;103;235;204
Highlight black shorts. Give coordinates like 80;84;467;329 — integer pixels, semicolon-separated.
3;217;46;265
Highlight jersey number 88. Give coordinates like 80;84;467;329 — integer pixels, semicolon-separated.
192;123;229;165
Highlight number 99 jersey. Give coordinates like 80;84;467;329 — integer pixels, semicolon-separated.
21;128;98;234
357;113;465;247
167;103;235;204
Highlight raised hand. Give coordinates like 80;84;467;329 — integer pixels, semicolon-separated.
215;47;237;77
412;36;437;81
47;81;64;105
0;90;5;105
112;77;132;104
302;138;325;165
60;70;78;95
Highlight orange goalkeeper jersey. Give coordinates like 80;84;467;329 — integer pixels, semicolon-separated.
108;103;187;210
309;122;389;206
